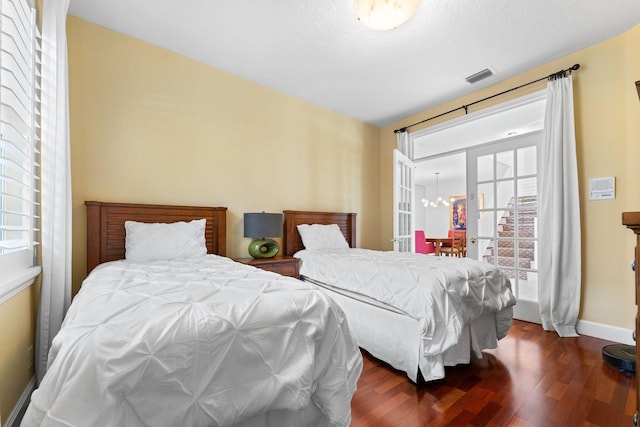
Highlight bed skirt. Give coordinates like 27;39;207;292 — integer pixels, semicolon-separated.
310;281;500;383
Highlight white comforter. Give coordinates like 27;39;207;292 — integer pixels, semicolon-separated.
22;255;362;427
295;248;516;356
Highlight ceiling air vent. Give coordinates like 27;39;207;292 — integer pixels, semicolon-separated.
465;68;494;84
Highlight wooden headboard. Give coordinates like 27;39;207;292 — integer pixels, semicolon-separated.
283;210;357;256
85;201;227;273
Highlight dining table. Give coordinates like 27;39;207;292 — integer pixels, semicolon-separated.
424;237;455;256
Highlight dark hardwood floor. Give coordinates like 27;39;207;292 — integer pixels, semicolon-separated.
350;320;637;427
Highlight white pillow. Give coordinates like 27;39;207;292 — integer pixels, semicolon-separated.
125;219;207;262
297;223;349;250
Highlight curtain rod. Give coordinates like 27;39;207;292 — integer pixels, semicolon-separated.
394;63;580;134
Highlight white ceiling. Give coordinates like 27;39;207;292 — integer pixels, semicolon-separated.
67;1;640;128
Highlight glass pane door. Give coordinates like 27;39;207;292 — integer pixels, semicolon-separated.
393;149;414;252
466;132;542;323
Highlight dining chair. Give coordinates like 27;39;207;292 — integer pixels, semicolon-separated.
415;230;436;255
440;230;466;257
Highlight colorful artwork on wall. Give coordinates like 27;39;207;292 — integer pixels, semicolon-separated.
450;195;467;230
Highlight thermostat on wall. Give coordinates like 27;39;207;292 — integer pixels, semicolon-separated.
589;176;615;200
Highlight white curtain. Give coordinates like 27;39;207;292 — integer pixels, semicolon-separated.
396;129;412;158
538;74;581;337
36;0;72;384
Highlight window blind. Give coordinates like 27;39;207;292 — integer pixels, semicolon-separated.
0;0;40;278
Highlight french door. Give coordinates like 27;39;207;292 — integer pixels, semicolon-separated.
466;132;542;323
393;149;414;252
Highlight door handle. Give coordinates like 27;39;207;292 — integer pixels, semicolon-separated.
470;237;477;244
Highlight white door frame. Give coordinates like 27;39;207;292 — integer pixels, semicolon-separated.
409;90;547;161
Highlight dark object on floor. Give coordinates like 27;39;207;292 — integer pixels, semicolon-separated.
602;344;636;375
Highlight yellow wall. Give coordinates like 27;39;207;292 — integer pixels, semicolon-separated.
0;287;37;424
380;24;640;330
67;16;381;294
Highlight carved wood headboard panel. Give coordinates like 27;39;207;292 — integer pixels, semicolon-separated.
282;210;357;256
85;201;227;273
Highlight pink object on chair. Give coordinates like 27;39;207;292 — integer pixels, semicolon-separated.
415;230;435;254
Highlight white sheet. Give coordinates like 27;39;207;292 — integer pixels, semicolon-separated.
22;255;362;427
295;248;515;359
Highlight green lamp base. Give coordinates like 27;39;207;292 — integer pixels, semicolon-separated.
248;238;279;258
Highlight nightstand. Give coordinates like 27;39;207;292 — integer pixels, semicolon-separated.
234;256;300;279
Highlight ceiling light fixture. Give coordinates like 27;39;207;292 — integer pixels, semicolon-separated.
354;0;421;31
421;172;450;208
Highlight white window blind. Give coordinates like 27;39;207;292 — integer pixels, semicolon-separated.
0;0;41;280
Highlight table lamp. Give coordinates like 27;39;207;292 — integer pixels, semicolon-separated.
243;212;283;258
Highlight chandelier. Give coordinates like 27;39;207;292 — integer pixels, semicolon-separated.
421;172;450;208
354;0;421;31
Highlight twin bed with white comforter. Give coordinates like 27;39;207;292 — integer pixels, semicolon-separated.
283;210;516;383
21;202;362;427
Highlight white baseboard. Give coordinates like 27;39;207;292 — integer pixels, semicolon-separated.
6;376;35;427
577;319;635;345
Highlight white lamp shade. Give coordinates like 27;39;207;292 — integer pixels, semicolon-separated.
354;0;421;31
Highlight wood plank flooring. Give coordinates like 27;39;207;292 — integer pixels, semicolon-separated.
350;320;637;427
